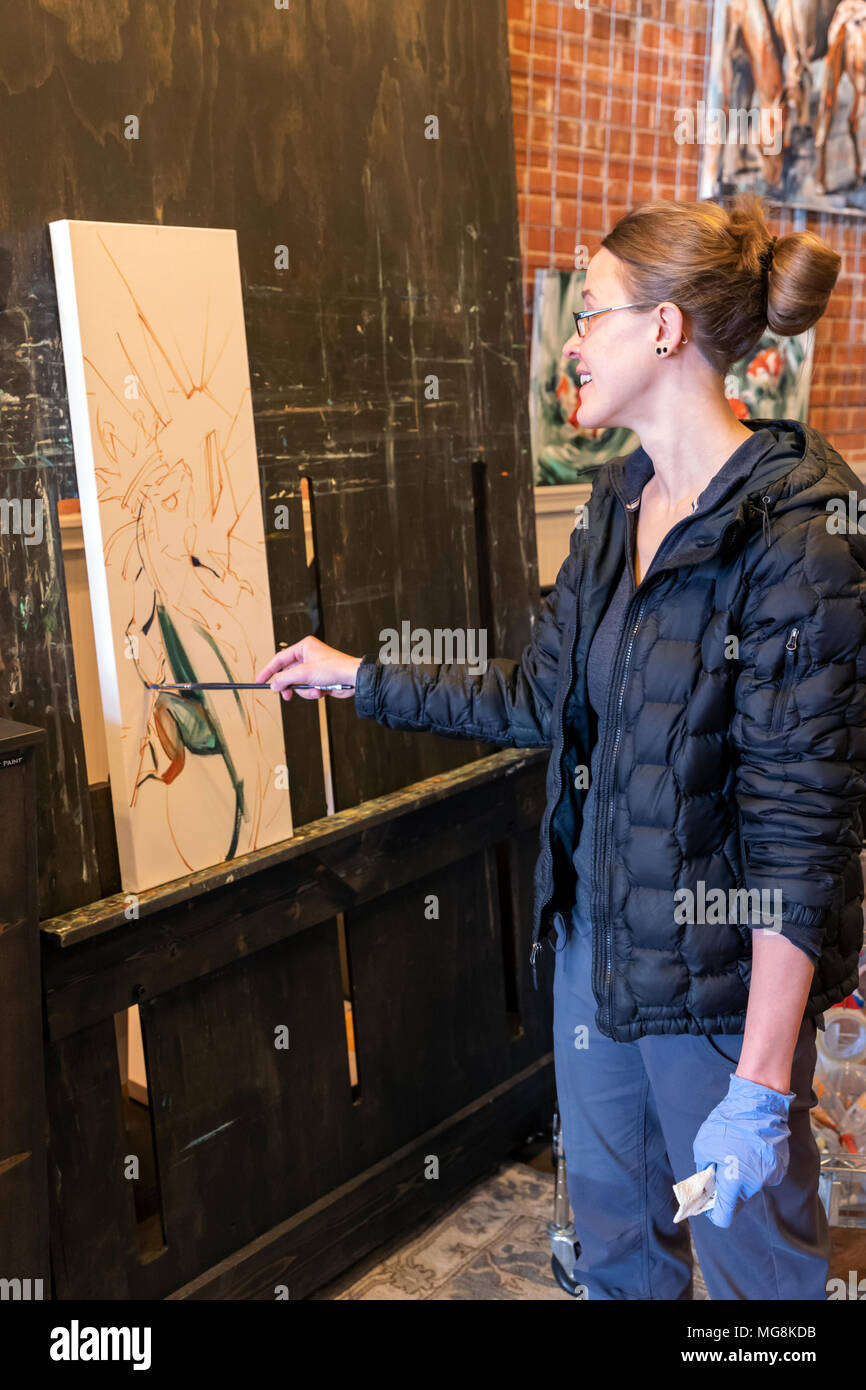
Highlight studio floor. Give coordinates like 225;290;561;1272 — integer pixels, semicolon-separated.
311;1134;866;1301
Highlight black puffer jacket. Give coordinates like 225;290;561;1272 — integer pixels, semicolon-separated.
353;420;866;1040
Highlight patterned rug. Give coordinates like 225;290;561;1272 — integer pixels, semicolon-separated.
311;1158;709;1300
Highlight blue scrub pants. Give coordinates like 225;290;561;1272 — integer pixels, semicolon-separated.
551;905;830;1300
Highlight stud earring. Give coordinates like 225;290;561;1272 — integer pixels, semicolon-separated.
656;346;662;355
661;345;668;354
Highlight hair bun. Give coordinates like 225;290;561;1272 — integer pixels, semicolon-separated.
728;194;840;337
727;194;771;273
601;194;840;374
766;230;840;338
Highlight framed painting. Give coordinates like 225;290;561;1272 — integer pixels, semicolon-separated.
724;326;815;419
698;0;866;215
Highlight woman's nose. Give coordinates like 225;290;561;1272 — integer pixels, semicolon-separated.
563;330;581;356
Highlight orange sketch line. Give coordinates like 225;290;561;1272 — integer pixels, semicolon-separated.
114;331;171;431
96;230;193;400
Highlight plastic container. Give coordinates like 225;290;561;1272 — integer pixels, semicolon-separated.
812;1004;866;1155
818;1153;866;1227
817;1006;866;1065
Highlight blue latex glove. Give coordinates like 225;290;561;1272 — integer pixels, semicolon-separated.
692;1072;794;1228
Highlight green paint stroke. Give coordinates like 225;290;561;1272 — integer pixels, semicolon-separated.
154;605;246;859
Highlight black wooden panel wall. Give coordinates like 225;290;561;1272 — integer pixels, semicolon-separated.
0;721;51;1294
40;749;553;1299
139;920;355;1290
136;859;509;1292
0;0;538;918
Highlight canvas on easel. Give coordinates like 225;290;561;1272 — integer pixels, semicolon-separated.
50;219;293;894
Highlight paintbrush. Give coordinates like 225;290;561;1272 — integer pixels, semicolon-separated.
145;681;355;691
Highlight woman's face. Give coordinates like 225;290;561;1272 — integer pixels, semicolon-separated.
562;247;660;433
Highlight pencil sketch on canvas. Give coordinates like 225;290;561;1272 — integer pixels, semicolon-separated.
50;219;293;893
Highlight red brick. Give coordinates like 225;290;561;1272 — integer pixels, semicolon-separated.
583;91;607;122
578;151;605;179
553;227;580;256
606;97;632;126
607;127;631;156
559;8;587;39
511;22;559;59
534;0;563;31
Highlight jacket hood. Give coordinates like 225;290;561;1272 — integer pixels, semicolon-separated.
597;419;854;568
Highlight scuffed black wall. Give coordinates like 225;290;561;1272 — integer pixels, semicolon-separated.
0;0;537;915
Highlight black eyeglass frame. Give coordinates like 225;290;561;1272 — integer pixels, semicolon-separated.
572;303;649;338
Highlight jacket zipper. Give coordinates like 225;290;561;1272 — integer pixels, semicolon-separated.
591;491;749;1036
531;484;776;1006
529;533;588;989
769;626;799;734
600;591;649;1033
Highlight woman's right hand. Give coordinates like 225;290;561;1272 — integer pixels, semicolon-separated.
256;636;363;701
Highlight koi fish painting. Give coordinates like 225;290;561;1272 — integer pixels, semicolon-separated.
723;327;815;420
49;220;294;893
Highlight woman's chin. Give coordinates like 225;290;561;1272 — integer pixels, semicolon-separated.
576;398;605;431
576;396;628;434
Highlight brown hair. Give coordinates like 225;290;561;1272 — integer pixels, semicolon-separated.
601;194;841;374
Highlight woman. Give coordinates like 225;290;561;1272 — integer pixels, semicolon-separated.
257;195;866;1301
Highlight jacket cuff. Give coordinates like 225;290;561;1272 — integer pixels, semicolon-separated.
353;653;382;721
777;897;829;930
739;872;833;917
750;920;822;966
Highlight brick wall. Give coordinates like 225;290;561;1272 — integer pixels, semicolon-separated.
507;0;866;465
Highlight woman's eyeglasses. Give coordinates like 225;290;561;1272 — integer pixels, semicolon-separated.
572;303;646;338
